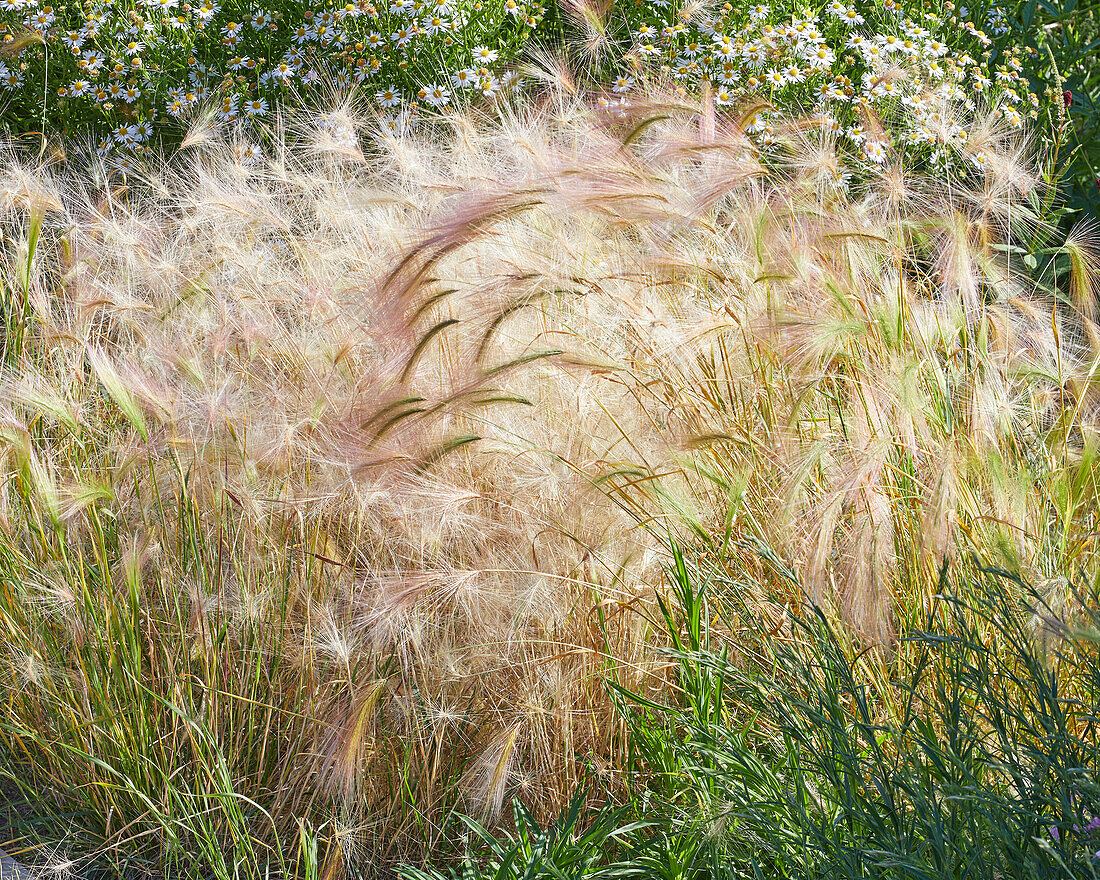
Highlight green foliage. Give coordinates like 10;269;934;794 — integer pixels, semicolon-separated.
625;553;1100;879
0;202;38;365
0;0;1061;182
1006;0;1100;219
2;0;1096;238
399;789;645;880
556;0;1038;182
0;0;541;160
437;551;1100;880
0;463;481;877
0;479;311;879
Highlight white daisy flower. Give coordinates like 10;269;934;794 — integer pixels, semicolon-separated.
376;87;402;107
451;68;476;88
423;84;450;106
422;16;446;34
805;45;834;68
477;74;500;97
864;140;887;163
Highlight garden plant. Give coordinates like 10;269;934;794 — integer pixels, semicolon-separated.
0;0;1098;878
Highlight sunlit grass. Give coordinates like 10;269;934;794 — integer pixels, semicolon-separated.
0;85;1096;877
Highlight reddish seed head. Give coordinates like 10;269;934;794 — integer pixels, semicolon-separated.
1064;89;1073;108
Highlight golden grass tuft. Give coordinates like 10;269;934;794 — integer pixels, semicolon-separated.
0;88;1096;873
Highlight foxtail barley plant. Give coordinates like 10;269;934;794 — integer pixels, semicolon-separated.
0;80;1096;875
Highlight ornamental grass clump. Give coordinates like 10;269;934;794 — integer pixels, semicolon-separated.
611;554;1100;880
0;106;670;876
0;84;1095;876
